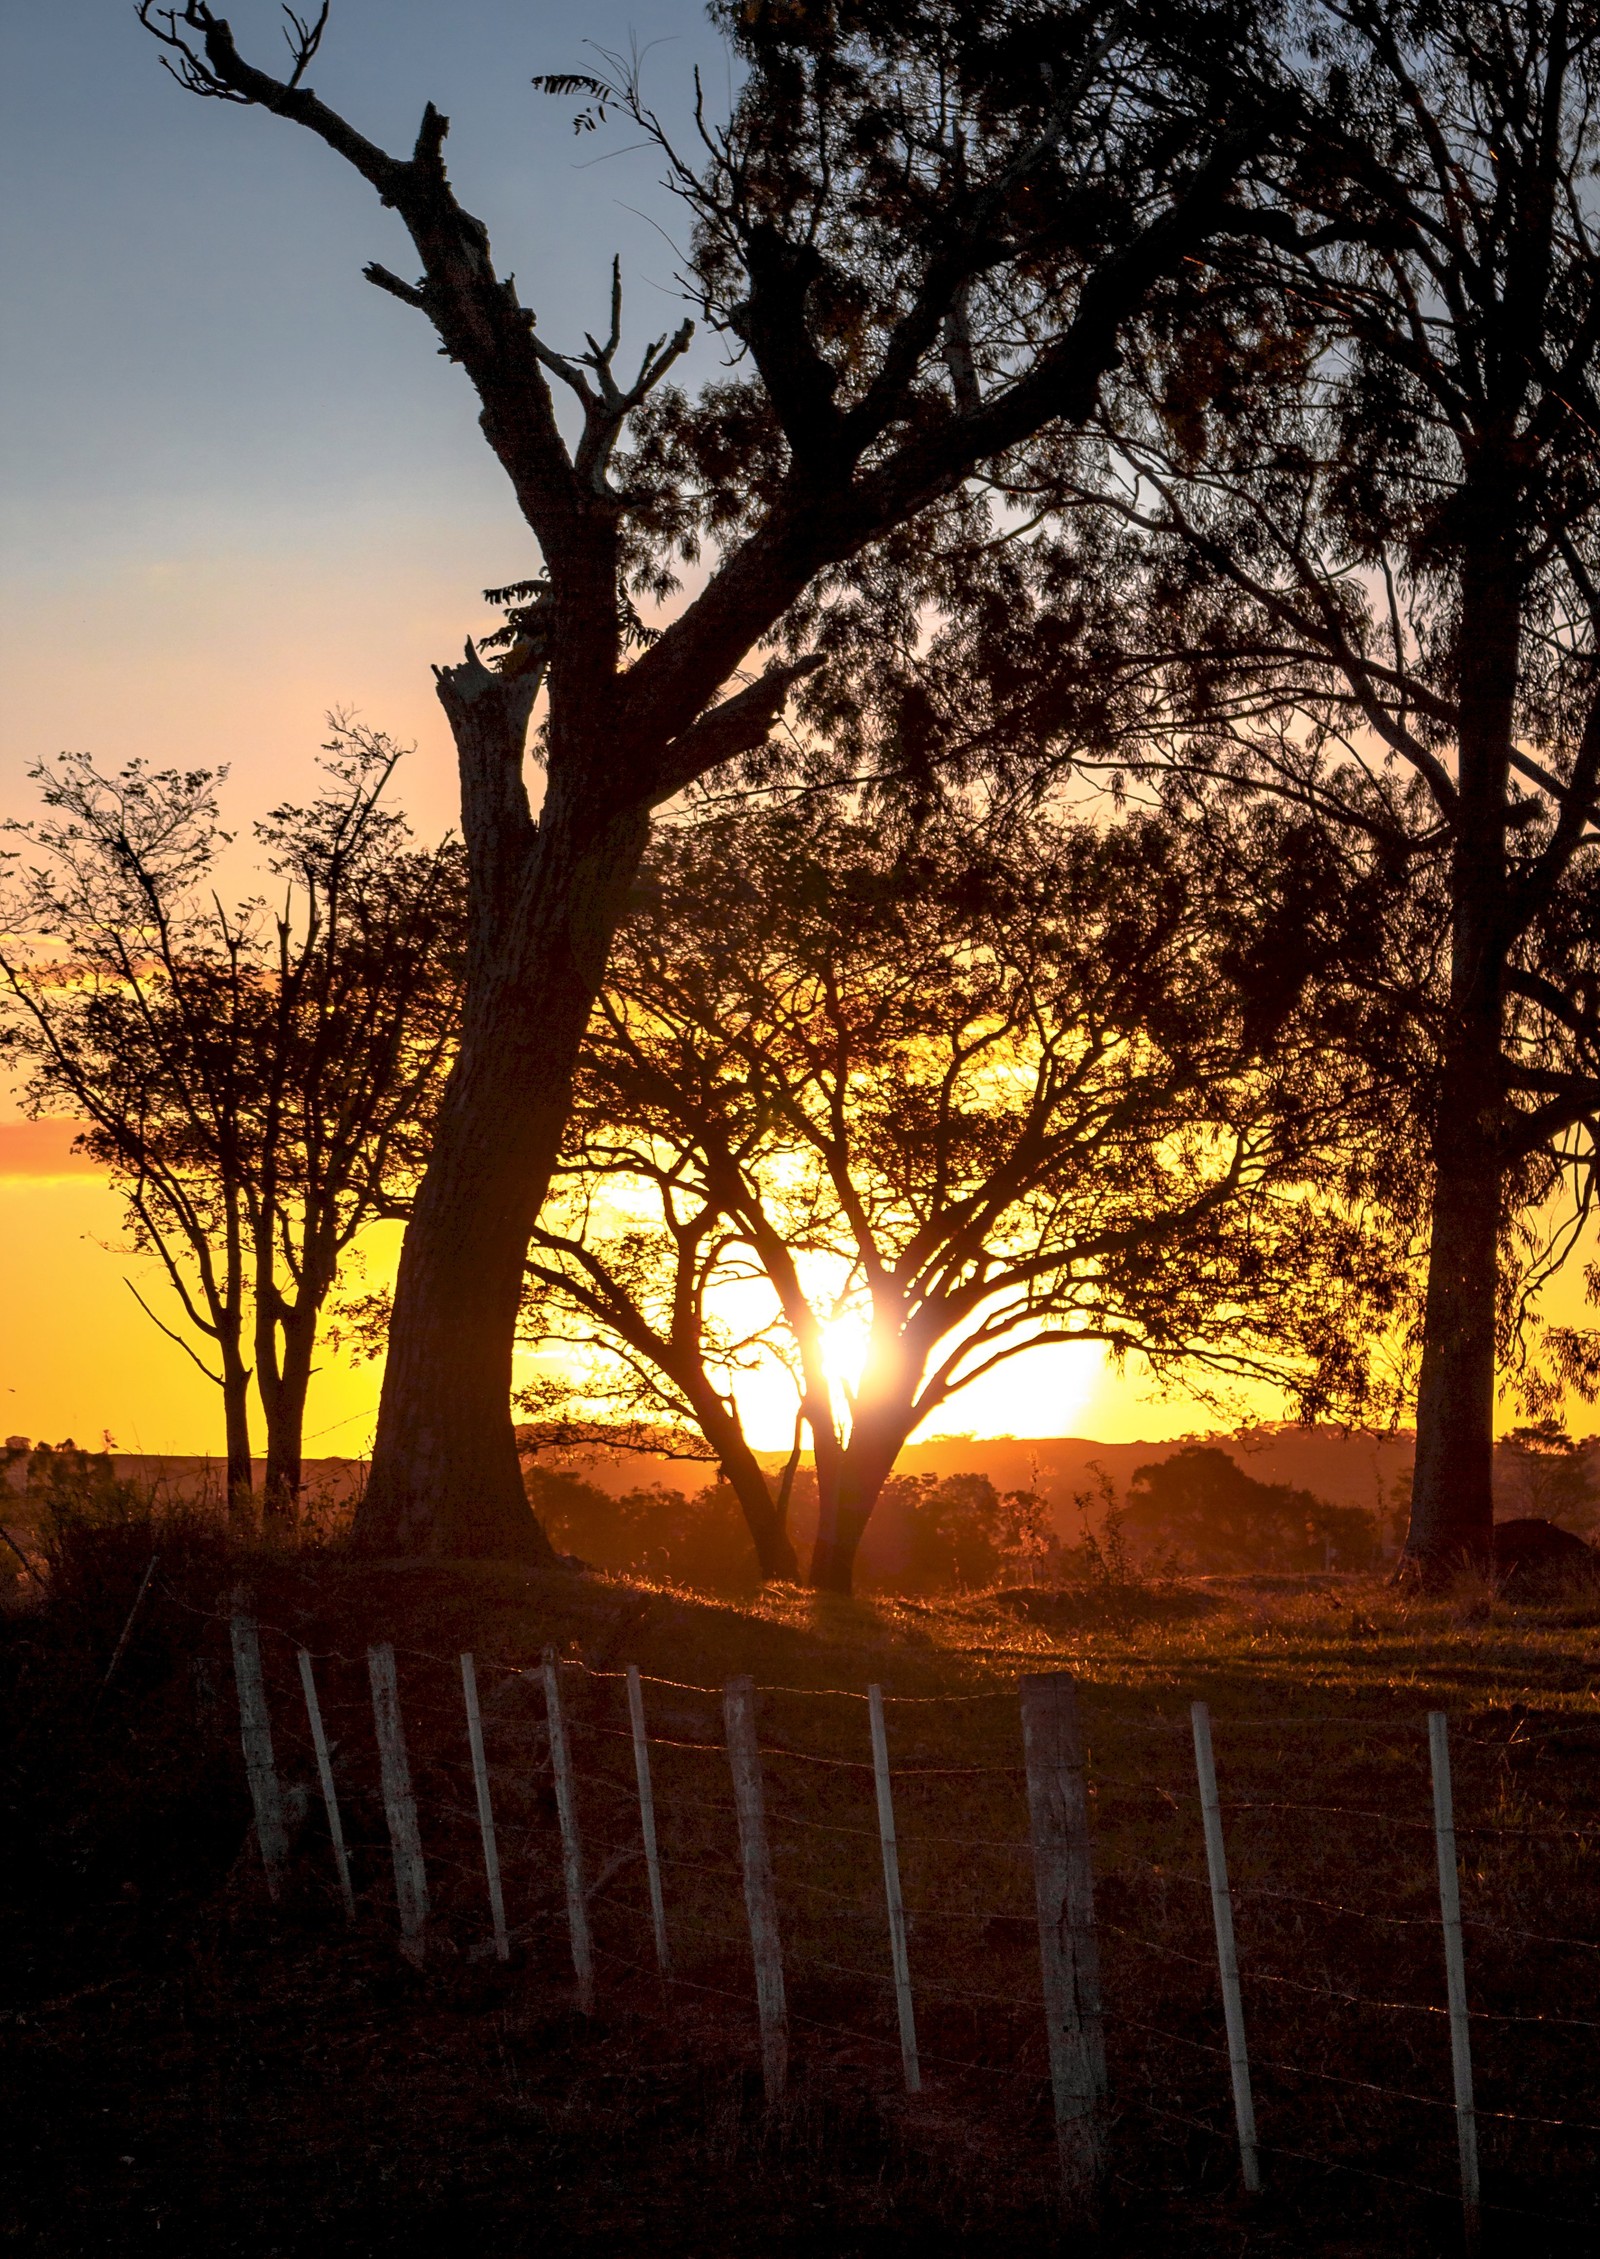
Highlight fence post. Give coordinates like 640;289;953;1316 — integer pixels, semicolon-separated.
542;1649;595;2011
867;1683;921;2095
297;1648;356;1921
367;1641;429;1951
1019;1671;1108;2217
229;1593;289;1901
1428;1711;1481;2252
1190;1700;1260;2191
626;1665;671;1977
461;1653;509;1962
724;1673;788;2103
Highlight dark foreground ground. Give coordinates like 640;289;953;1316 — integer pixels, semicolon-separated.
3;1521;1598;2256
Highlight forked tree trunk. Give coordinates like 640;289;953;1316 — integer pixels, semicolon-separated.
260;1304;317;1523
809;1397;912;1596
1405;521;1518;1582
357;656;648;1557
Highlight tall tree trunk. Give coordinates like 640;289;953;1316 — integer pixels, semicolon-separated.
1406;514;1519;1581
357;656;649;1557
1408;1075;1502;1575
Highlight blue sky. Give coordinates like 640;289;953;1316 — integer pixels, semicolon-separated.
1;0;729;842
0;1;763;1452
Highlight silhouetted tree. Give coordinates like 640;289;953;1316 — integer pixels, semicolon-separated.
523;1463;762;1592
133;0;1290;1555
1498;1419;1600;1537
1123;1444;1380;1570
521;791;1410;1592
894;1470;1055;1591
977;0;1600;1578
0;729;462;1519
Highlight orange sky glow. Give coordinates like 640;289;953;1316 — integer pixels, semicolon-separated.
0;1118;1257;1461
6;1114;1595;1466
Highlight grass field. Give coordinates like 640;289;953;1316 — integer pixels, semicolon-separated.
3;1526;1598;2256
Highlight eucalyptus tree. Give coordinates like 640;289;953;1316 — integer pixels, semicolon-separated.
1099;0;1600;1577
872;0;1600;1576
523;792;1410;1593
134;0;1288;1555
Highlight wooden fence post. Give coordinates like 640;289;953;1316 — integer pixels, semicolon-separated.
867;1683;921;2094
367;1642;429;1950
461;1652;509;1961
724;1674;788;2103
229;1594;289;1901
542;1649;595;2011
1429;1711;1481;2252
1190;1700;1260;2191
297;1648;356;1921
626;1665;671;1977
1019;1671;1108;2217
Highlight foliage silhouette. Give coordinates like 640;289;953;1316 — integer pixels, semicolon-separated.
0;728;462;1520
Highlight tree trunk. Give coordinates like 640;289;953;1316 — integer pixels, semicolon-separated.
260;1305;316;1523
1408;1085;1501;1577
222;1348;255;1532
1405;513;1519;1582
671;1369;801;1581
357;656;650;1557
808;1404;908;1596
717;1437;801;1582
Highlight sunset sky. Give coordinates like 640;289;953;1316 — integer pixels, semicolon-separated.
2;3;1594;1465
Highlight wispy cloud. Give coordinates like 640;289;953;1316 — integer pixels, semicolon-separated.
0;1121;106;1179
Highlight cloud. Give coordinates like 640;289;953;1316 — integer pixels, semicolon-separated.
0;1120;106;1179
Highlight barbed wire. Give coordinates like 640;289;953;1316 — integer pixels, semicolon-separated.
1105;2007;1600;2138
103;1573;1600;2240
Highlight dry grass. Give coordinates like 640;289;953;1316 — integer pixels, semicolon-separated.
3;1539;1597;2255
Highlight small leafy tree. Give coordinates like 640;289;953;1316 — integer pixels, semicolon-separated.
0;728;463;1518
896;1470;1054;1591
1498;1419;1600;1537
522;789;1412;1592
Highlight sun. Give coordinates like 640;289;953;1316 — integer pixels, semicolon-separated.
816;1311;871;1401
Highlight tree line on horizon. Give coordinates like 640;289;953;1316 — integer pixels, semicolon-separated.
6;0;1600;1592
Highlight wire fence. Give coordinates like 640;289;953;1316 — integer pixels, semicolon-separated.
202;1585;1600;2247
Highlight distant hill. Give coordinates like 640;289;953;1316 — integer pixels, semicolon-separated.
520;1424;1418;1534
9;1423;1593;1550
